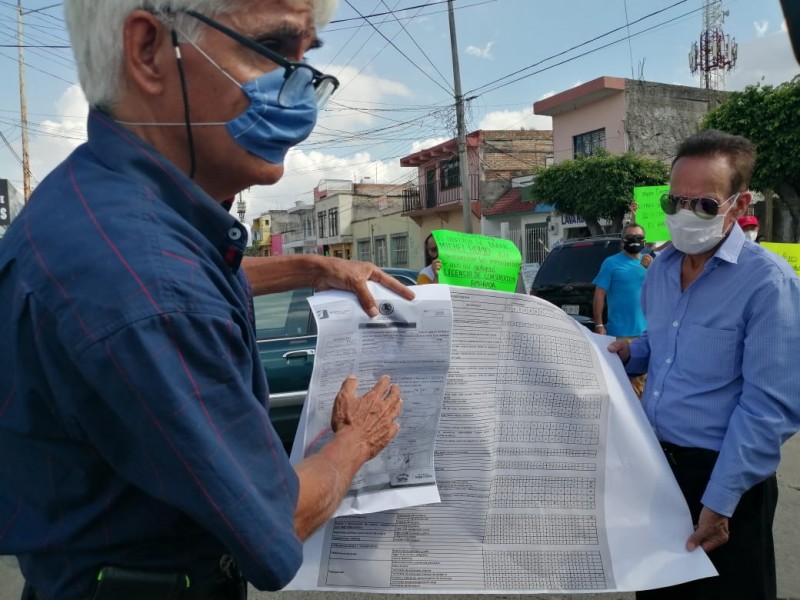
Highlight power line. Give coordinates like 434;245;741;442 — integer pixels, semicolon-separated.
331;0;455;24
325;0;496;33
378;0;453;91
468;3;705;99
343;0;454;96
465;0;692;96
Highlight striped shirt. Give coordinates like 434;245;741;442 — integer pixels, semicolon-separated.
627;224;800;517
0;110;301;597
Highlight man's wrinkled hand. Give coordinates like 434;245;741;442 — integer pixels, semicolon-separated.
687;507;730;553
331;375;402;461
313;258;415;317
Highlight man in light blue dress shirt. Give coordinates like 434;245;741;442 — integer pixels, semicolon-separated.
610;130;800;600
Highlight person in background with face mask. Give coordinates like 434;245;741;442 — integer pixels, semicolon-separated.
592;223;648;397
417;233;442;284
609;130;800;600
738;214;760;243
0;2;410;599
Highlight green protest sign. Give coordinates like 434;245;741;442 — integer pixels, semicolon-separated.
762;243;800;277
432;229;522;292
633;185;670;242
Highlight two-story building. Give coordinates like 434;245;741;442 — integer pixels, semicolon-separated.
399;129;553;243
251;210;291;256
314;179;421;265
276;201;317;256
350;188;423;270
531;75;729;244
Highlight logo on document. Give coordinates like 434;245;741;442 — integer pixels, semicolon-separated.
378;302;394;316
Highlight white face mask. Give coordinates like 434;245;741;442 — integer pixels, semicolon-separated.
744;229;759;242
666;209;731;255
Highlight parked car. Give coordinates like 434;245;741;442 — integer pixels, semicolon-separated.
255;267;419;452
529;236;621;329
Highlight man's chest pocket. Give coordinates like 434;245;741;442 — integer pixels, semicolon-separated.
677;323;742;384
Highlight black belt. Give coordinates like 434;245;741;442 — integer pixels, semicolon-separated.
24;556;247;600
660;441;719;468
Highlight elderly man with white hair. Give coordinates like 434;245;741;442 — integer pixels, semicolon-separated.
0;1;411;599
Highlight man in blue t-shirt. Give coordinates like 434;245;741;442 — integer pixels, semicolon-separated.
592;223;648;395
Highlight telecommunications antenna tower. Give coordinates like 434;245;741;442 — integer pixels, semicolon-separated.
689;0;738;90
236;194;247;222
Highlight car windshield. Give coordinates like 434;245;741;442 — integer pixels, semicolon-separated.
534;240;619;286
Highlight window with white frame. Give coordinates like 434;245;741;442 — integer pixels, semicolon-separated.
374;236;387;267
328;208;339;237
391;234;408;267
357;239;371;262
439;157;460;189
318;211;326;239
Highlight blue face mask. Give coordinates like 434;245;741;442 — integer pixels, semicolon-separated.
226;66;318;165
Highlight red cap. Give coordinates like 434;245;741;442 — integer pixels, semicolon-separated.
738;215;759;229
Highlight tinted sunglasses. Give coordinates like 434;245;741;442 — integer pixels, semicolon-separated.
660;192;739;220
623;235;644;243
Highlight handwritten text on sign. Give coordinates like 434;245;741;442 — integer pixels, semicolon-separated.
433;229;522;292
632;185;670;243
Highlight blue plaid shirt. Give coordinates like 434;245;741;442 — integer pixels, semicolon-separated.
628;225;800;517
0;110;301;597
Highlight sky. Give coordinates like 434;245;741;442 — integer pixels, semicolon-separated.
0;0;798;221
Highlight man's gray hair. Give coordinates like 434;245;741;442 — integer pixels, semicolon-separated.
64;0;338;110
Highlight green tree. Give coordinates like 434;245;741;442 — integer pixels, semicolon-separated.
703;76;800;241
530;150;669;236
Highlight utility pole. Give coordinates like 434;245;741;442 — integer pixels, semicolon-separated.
16;0;32;201
447;0;472;234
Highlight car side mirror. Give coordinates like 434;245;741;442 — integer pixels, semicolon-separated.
781;0;800;64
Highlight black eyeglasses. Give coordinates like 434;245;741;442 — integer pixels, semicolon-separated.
623;235;644;243
181;9;339;109
660;192;739;220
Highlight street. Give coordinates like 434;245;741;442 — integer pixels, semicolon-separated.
3;433;799;600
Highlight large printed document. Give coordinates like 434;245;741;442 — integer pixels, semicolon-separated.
288;284;717;593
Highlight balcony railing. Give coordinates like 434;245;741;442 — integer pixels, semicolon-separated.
282;229;316;245
402;173;480;213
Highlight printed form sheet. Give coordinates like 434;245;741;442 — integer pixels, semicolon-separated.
299;284;452;515
289;285;717;593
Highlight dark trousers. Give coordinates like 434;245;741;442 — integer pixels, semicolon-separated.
637;444;778;600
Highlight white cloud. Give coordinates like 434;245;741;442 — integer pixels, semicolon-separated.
466;42;494;59
410;137;449;153
537;91;556;101
242;148;417;218
725;31;800;90
320;65;412;131
22;84;89;187
478;108;552;131
754;20;770;38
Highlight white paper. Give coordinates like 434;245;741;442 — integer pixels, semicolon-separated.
287;286;716;593
298;282;452;516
